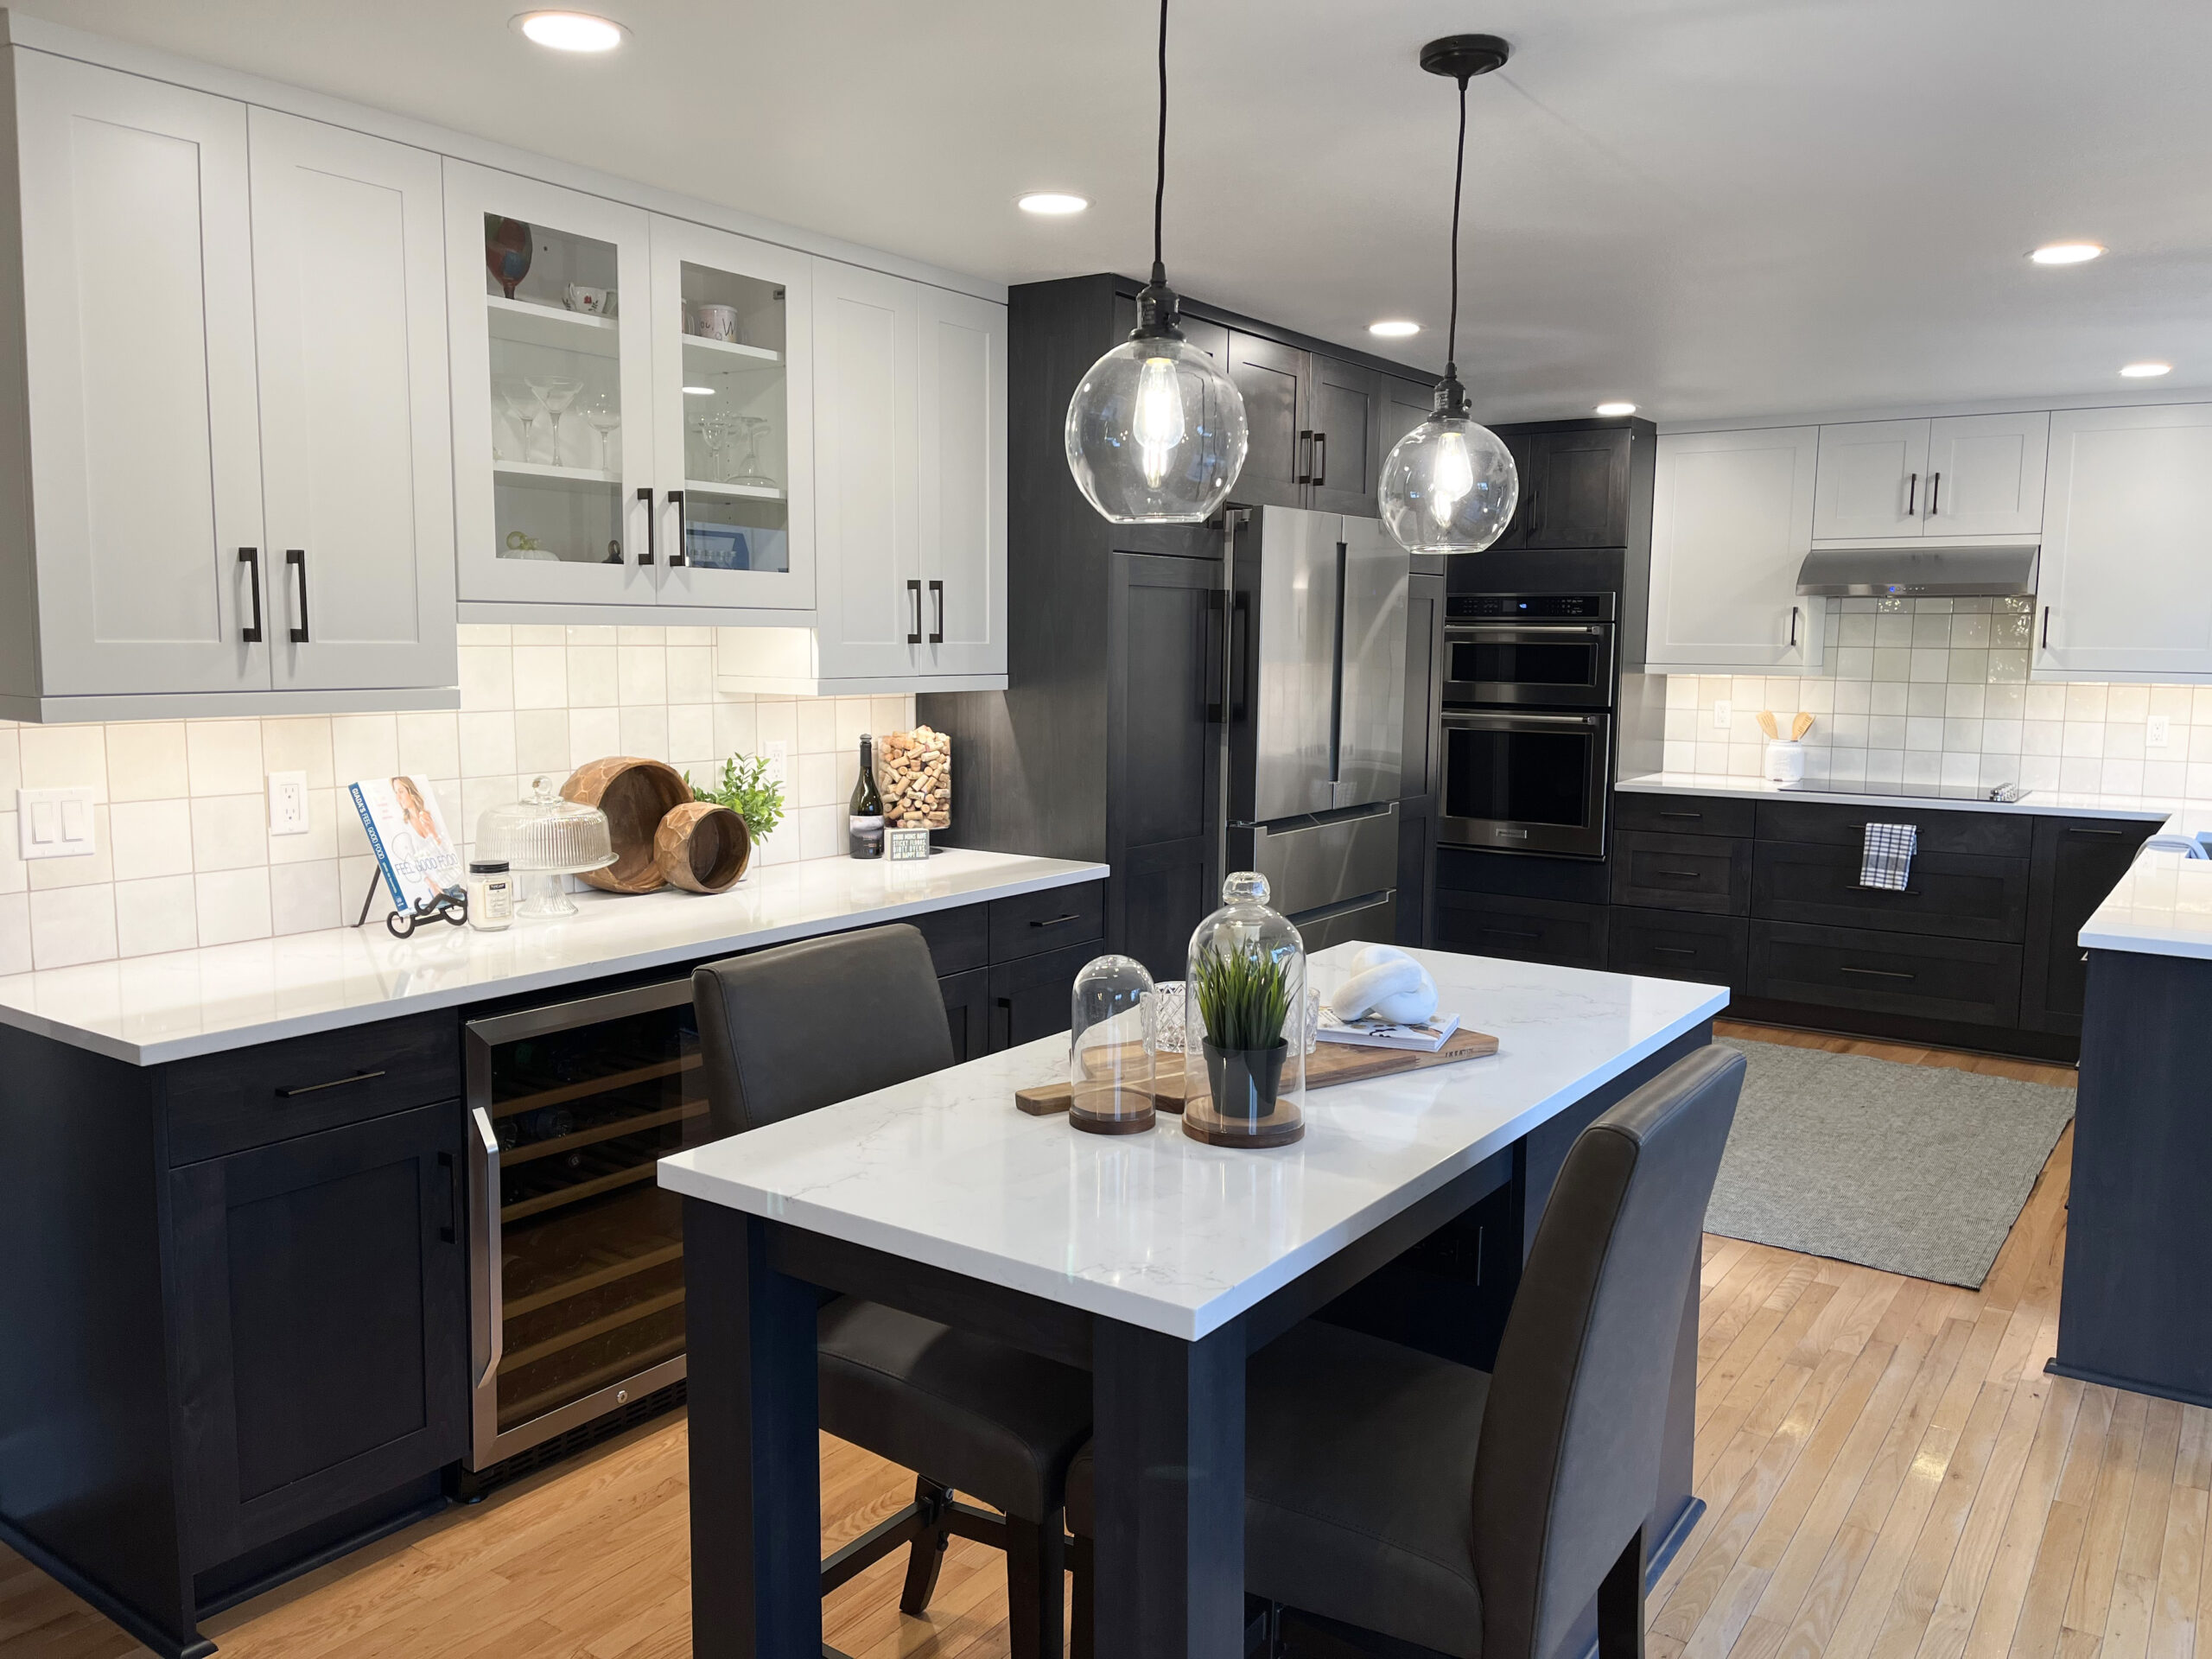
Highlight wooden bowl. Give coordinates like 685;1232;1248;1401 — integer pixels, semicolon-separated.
562;757;691;893
654;802;751;893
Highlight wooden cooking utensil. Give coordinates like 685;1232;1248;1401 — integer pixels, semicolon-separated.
1792;711;1815;741
1755;710;1779;740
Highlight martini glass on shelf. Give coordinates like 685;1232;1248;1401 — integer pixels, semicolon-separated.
726;416;776;488
581;391;621;472
524;377;583;467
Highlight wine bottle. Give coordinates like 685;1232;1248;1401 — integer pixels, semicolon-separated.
849;734;885;859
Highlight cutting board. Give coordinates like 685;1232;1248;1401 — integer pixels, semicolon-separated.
1015;1027;1500;1117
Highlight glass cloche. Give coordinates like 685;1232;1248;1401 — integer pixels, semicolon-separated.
474;776;614;918
1067;955;1157;1136
1181;872;1306;1147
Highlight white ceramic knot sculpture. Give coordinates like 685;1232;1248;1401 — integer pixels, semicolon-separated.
1325;944;1440;1025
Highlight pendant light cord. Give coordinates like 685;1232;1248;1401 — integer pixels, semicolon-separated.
1445;73;1468;379
1152;0;1169;287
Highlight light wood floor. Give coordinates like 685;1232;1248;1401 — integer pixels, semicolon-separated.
7;1020;2187;1659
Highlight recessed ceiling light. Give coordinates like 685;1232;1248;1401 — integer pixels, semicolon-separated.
1016;192;1089;216
513;11;626;52
2120;361;2172;378
1594;401;1637;417
683;385;715;396
1368;320;1421;339
2030;242;2104;265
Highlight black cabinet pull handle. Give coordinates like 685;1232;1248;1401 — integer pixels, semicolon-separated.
277;1068;386;1098
907;579;923;645
1312;430;1327;487
1839;965;1915;981
1480;925;1541;941
238;547;263;643
1656;868;1704;879
1030;912;1083;928
1652;946;1696;957
1928;471;1941;517
1203;588;1225;723
1230;591;1251;721
2041;607;2051;649
1657;810;1702;819
1850;884;1922;896
284;549;309;643
1789;605;1800;649
1296;429;1313;486
2065;828;2126;839
438;1149;458;1244
928;579;944;645
1905;473;1917;516
667;490;687;566
638;486;655;564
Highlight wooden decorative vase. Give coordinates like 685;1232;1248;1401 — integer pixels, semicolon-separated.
654;802;751;893
561;758;692;893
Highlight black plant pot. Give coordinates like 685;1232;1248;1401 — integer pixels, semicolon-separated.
1201;1038;1288;1121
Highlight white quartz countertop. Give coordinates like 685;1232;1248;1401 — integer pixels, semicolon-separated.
0;849;1108;1066
658;944;1727;1341
1618;772;2176;822
2080;808;2212;962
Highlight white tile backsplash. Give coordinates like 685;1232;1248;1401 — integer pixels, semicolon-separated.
0;626;915;970
1656;594;2212;799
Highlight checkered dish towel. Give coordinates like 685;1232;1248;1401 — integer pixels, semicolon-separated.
1860;822;1917;891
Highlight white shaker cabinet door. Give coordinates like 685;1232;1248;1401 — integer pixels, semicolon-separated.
810;257;919;679
1812;418;1929;541
15;51;267;696
2037;404;2212;679
1648;427;1821;672
249;109;454;692
1922;410;2048;538
915;284;1006;678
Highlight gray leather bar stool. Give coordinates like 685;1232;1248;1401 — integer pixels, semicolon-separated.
692;925;1093;1659
1064;1044;1744;1659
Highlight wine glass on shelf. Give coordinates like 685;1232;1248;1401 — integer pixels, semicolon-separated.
728;416;776;489
581;391;621;474
490;378;526;461
701;411;728;483
526;377;583;468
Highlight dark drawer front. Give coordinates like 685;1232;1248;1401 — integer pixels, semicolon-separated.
988;881;1105;963
986;941;1097;1051
912;902;989;976
1754;799;2033;859
1611;831;1751;916
1750;921;2022;1027
1752;842;2030;943
1609;909;1748;988
165;1011;461;1166
1613;792;1758;839
1435;893;1608;971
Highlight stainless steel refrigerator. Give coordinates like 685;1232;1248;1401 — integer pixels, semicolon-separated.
1224;505;1409;950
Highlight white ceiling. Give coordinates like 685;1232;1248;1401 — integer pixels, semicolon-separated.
24;0;2212;423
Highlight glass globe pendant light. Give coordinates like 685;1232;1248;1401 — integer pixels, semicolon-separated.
1064;0;1249;523
1377;35;1519;556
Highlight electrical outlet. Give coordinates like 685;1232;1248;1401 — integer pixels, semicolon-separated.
269;771;309;835
766;739;790;786
2148;715;2173;751
17;785;97;860
1713;699;1733;731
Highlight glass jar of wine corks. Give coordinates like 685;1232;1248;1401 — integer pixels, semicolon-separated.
875;727;951;831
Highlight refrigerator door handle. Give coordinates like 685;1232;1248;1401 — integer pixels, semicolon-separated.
1328;540;1348;783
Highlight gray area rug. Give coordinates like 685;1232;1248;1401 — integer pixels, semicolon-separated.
1704;1039;2075;1289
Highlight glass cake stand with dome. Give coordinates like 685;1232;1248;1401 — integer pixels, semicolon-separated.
474;776;615;918
1066;955;1158;1135
1181;871;1306;1147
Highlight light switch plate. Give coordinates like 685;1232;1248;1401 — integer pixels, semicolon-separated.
2148;715;2172;750
269;771;309;835
18;785;98;860
1713;699;1733;731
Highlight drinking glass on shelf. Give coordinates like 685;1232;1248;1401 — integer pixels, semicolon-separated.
581;391;621;473
526;377;584;468
701;412;728;482
728;416;776;488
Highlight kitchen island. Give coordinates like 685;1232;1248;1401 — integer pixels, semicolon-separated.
663;942;1729;1659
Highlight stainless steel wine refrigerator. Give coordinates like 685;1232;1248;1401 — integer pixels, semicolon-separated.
464;976;715;1470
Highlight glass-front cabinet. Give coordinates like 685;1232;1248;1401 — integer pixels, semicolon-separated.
445;159;812;613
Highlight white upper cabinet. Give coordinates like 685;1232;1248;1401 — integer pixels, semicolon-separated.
915;283;1007;679
1812;412;2046;541
248;108;454;693
1;49;456;715
1648;427;1822;672
12;51;267;701
446;160;657;610
2036;404;2212;680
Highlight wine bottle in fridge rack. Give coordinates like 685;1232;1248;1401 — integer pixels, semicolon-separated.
849;734;885;859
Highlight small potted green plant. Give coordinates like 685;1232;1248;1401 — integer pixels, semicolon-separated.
1192;940;1293;1119
685;754;786;877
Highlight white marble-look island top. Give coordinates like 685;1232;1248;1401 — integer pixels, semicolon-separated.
0;849;1106;1065
658;944;1727;1341
2080;807;2212;962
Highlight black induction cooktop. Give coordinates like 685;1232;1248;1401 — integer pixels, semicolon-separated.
1775;779;2031;804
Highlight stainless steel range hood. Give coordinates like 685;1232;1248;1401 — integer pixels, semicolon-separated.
1794;544;2040;598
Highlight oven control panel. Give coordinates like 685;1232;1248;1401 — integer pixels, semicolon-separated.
1447;592;1618;621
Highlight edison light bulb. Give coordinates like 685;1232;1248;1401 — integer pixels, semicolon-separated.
1427;428;1474;528
1132;354;1186;487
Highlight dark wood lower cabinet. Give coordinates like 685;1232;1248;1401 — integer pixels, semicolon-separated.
2021;816;2163;1034
1751;841;2030;943
988;938;1103;1052
1609;907;1748;988
1748;920;2024;1028
1435;891;1608;969
938;968;989;1062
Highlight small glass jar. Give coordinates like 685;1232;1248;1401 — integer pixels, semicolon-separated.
466;859;515;931
1067;955;1157;1135
1181;872;1306;1147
